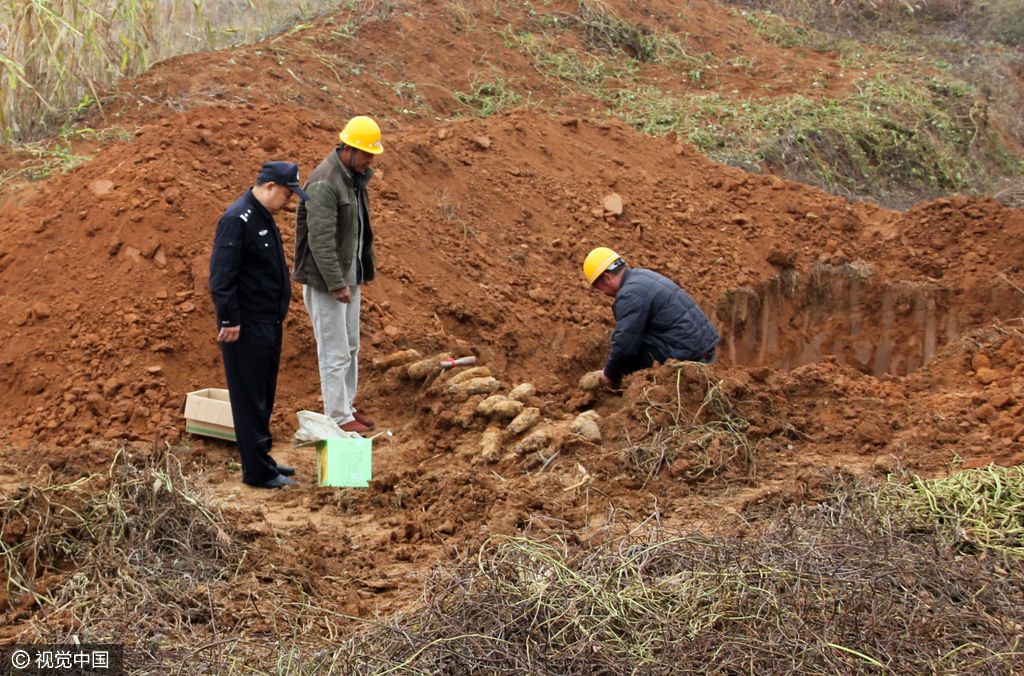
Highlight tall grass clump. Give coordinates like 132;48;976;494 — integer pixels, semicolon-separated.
318;474;1024;673
0;0;336;143
574;0;695;64
511;1;708;90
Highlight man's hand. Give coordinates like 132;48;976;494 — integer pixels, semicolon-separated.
332;286;352;303
598;371;620;391
218;325;241;343
579;370;618;392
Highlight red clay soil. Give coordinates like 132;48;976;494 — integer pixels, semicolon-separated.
0;0;1023;627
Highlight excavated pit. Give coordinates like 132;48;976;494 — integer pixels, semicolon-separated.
718;263;1024;376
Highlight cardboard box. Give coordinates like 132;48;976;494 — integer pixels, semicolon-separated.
316;437;372;487
183;388;236;441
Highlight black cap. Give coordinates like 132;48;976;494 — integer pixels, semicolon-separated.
257;161;312;201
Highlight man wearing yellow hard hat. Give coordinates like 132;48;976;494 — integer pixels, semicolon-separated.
583;247;719;388
293;116;384;434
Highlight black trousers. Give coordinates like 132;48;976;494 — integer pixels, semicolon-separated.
220;321;283;485
617;346;718;381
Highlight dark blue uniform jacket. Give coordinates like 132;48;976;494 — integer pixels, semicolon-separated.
605;268;720;382
209;189;290;327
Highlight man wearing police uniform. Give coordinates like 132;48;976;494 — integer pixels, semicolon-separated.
210;161;310;489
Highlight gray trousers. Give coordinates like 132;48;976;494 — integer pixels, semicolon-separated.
302;284;361;424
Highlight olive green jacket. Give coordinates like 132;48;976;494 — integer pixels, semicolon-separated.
293;147;375;292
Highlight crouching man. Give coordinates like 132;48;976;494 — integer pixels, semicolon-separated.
582;247;719;388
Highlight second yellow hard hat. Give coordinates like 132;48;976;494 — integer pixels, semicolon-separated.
339;115;384;155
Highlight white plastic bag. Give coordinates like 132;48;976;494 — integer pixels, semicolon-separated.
292;410;361;445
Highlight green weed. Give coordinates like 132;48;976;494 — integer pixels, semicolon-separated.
454;76;523;116
739;8;835;51
0;125;131;187
330;20;360;39
878;464;1024;555
516;32;638;87
381;79;429;117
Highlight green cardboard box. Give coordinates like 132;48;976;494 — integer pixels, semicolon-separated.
316;437;372;487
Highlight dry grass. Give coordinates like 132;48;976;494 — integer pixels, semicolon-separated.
625;362;757;488
0;448;358;671
2;445;1022;672
0;448;239;649
319;475;1024;674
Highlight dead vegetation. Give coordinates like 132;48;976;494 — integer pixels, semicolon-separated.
319;478;1024;674
0;449;356;671
0;449;239;653
1;413;1022;672
624;362;757;487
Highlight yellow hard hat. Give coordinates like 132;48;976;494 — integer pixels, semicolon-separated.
338;115;384;155
582;247;623;286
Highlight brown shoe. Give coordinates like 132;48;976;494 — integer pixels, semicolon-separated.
339;419;370;434
352;409;376;429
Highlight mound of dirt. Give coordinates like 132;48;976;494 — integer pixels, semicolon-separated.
0;106;1021;449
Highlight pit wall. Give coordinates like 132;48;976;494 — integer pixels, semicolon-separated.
717;263;1024;376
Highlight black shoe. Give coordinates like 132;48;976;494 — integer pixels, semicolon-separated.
251;475;296;489
276;465;296;477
